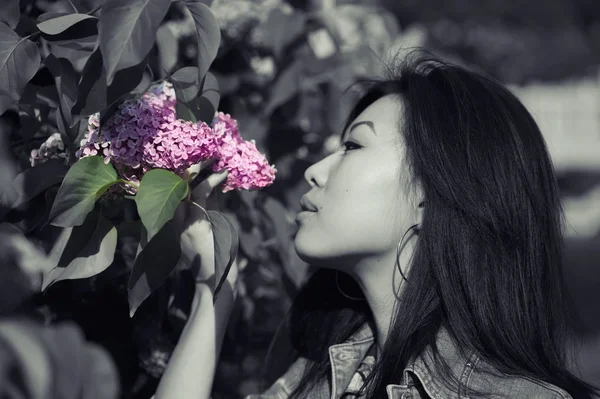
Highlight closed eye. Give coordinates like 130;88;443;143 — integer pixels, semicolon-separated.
342;140;361;153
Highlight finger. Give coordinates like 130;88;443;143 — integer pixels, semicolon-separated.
191;169;228;200
187;158;216;177
205;169;228;190
188;159;218;189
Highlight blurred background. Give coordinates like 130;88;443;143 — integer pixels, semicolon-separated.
1;0;600;398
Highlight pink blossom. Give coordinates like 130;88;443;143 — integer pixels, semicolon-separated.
30;133;70;166
210;113;277;192
76;82;276;194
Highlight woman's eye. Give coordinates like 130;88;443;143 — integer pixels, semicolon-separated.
341;141;361;153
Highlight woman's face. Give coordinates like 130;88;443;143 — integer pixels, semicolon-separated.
294;95;417;268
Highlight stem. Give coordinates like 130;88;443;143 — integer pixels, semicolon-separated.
67;0;78;13
88;4;102;15
59;131;77;165
146;63;155;82
151;75;167;86
119;179;140;189
24;32;41;41
184;199;211;222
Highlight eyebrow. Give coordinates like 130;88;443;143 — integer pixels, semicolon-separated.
342;121;377;141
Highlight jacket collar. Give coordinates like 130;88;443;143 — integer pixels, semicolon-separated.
327;322;479;399
406;326;479;399
328;322;375;399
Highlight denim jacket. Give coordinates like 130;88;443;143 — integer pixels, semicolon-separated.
246;323;573;399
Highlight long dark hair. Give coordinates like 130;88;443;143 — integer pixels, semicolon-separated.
262;50;600;398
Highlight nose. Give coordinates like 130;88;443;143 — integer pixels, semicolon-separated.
303;154;333;188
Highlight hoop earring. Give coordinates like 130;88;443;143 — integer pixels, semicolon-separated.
396;223;420;282
335;270;364;301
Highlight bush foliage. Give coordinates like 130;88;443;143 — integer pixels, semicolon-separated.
0;0;400;397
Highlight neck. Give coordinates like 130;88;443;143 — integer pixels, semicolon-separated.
349;240;416;357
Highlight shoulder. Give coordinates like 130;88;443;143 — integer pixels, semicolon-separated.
407;327;572;399
407;353;572;399
465;355;573;399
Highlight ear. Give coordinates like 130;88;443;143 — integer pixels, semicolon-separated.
412;182;425;225
416;199;425;226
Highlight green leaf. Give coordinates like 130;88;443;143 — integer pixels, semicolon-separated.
45;54;78;132
1;0;20;29
196;71;219;123
261;8;307;58
18;80;60;109
10;159;69;211
72;47;146;118
0;222;26;238
38;12;70;23
207;210;238;299
37;14;98;40
99;95;131;126
173;70;219;124
156;23;178;78
131;69;153;95
128;221;181;317
48;156;119;227
264;59;302;115
50;36;98;52
262;196;306;292
0;89;14;115
6;191;51;234
135;169;189;242
0;222;52;314
70;48;105;116
171;66;200;101
171;66;200;122
17;105;39;143
0;180;18;217
175;101;197;123
47;208;99;268
262;197;292;255
0;24;41;114
98;0;171;86
0;320;54;396
41;322;120;399
0;319;119;399
182;1;220;88
43;210;117;290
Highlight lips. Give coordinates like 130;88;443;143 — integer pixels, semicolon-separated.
300;196;318;212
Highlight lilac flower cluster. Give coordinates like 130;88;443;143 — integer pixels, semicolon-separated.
30;133;70;167
76;81;276;193
211;113;277;192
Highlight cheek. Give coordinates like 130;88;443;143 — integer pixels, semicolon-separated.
337;163;402;238
347;164;399;213
294;151;402;258
295;172;399;256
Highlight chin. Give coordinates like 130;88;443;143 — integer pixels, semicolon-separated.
293;236;327;265
293;237;315;262
293;237;349;268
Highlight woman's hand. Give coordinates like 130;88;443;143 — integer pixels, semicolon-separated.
184;159;226;211
172;160;239;297
153;161;240;399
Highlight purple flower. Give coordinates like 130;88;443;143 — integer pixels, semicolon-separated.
76;82;276;194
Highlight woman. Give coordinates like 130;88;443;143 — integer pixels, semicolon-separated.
154;51;600;398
